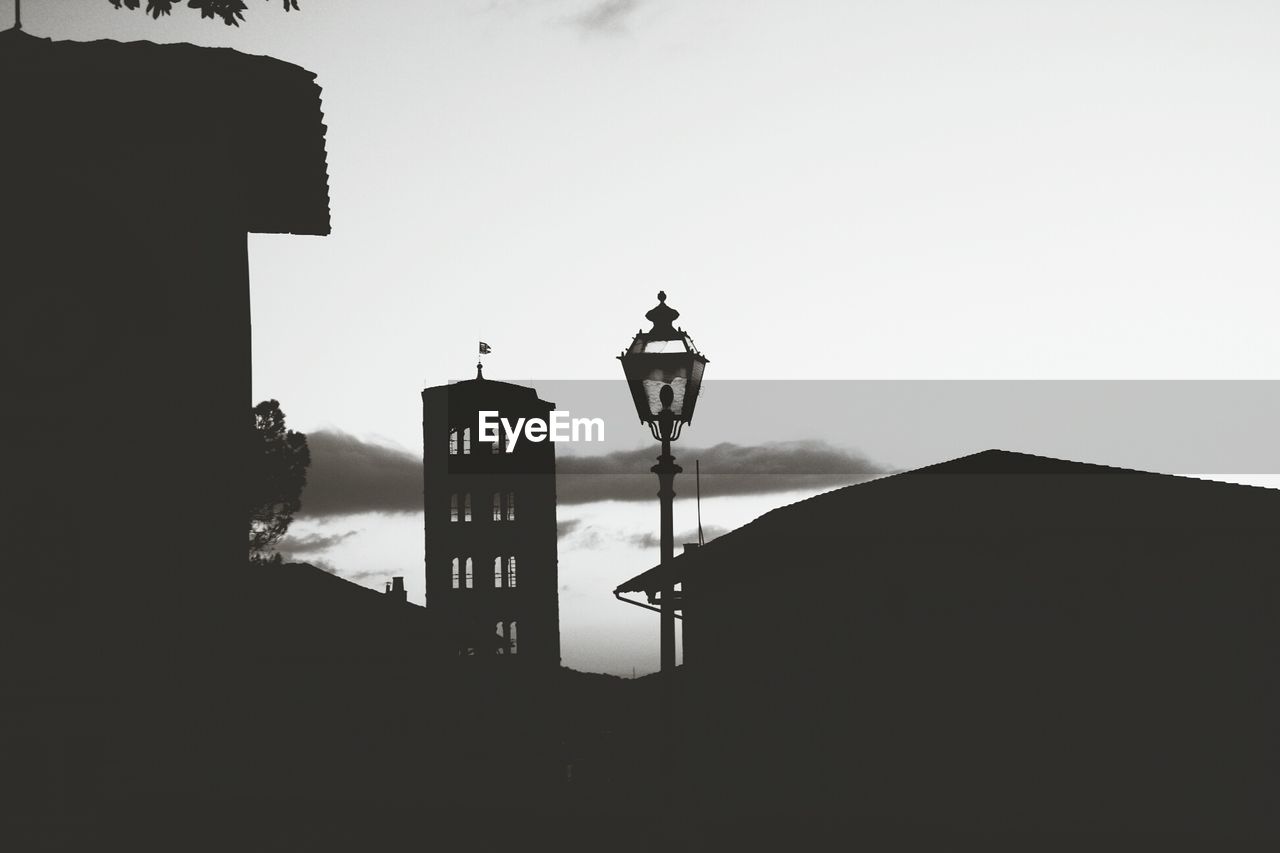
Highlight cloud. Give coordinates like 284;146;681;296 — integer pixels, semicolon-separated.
558;520;611;549
341;568;393;583
300;558;388;585
570;0;644;34
299;431;884;517
558;441;886;504
275;529;360;555
627;524;731;551
297;557;339;574
561;519;733;551
298;430;422;518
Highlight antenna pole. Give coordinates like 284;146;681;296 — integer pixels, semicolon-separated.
696;459;704;546
15;0;22;30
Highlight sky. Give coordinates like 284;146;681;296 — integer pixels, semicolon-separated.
24;0;1280;673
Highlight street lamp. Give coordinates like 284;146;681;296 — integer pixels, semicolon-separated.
618;291;708;673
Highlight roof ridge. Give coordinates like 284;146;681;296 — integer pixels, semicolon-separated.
683;447;1280;551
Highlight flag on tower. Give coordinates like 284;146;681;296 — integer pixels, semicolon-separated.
479;341;492;355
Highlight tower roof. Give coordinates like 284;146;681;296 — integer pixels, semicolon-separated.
422;374;555;419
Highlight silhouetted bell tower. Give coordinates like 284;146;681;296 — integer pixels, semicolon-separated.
422;365;560;666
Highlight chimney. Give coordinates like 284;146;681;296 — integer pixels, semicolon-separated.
388;576;407;603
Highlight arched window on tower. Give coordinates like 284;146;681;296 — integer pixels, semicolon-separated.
450;494;459;523
462;427;472;455
463;493;472;522
492;492;502;522
451;557;460;589
465;557;473;589
505;491;516;521
509;621;518;655
449;430;459;455
506;555;518;589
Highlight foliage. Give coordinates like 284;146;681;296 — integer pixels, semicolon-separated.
249;399;310;559
108;0;299;27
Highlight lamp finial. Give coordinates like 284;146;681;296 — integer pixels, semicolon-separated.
645;292;680;338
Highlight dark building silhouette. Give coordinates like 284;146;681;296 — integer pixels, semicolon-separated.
1;30;330;622
423;366;561;666
0;28;604;849
618;449;1280;847
0;28;331;838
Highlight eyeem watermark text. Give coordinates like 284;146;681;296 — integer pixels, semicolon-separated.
478;411;605;450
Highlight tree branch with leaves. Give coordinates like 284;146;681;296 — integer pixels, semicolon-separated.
249;399;310;561
108;0;300;27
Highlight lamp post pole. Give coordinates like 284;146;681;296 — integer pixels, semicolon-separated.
653;434;682;673
617;292;707;838
618;291;708;675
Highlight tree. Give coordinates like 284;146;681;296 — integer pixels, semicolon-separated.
249;399;310;560
108;0;300;27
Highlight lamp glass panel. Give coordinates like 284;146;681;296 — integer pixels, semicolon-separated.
642;338;690;353
641;366;690;419
683;357;706;423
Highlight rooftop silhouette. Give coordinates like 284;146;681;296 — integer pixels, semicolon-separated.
618;447;1280;847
